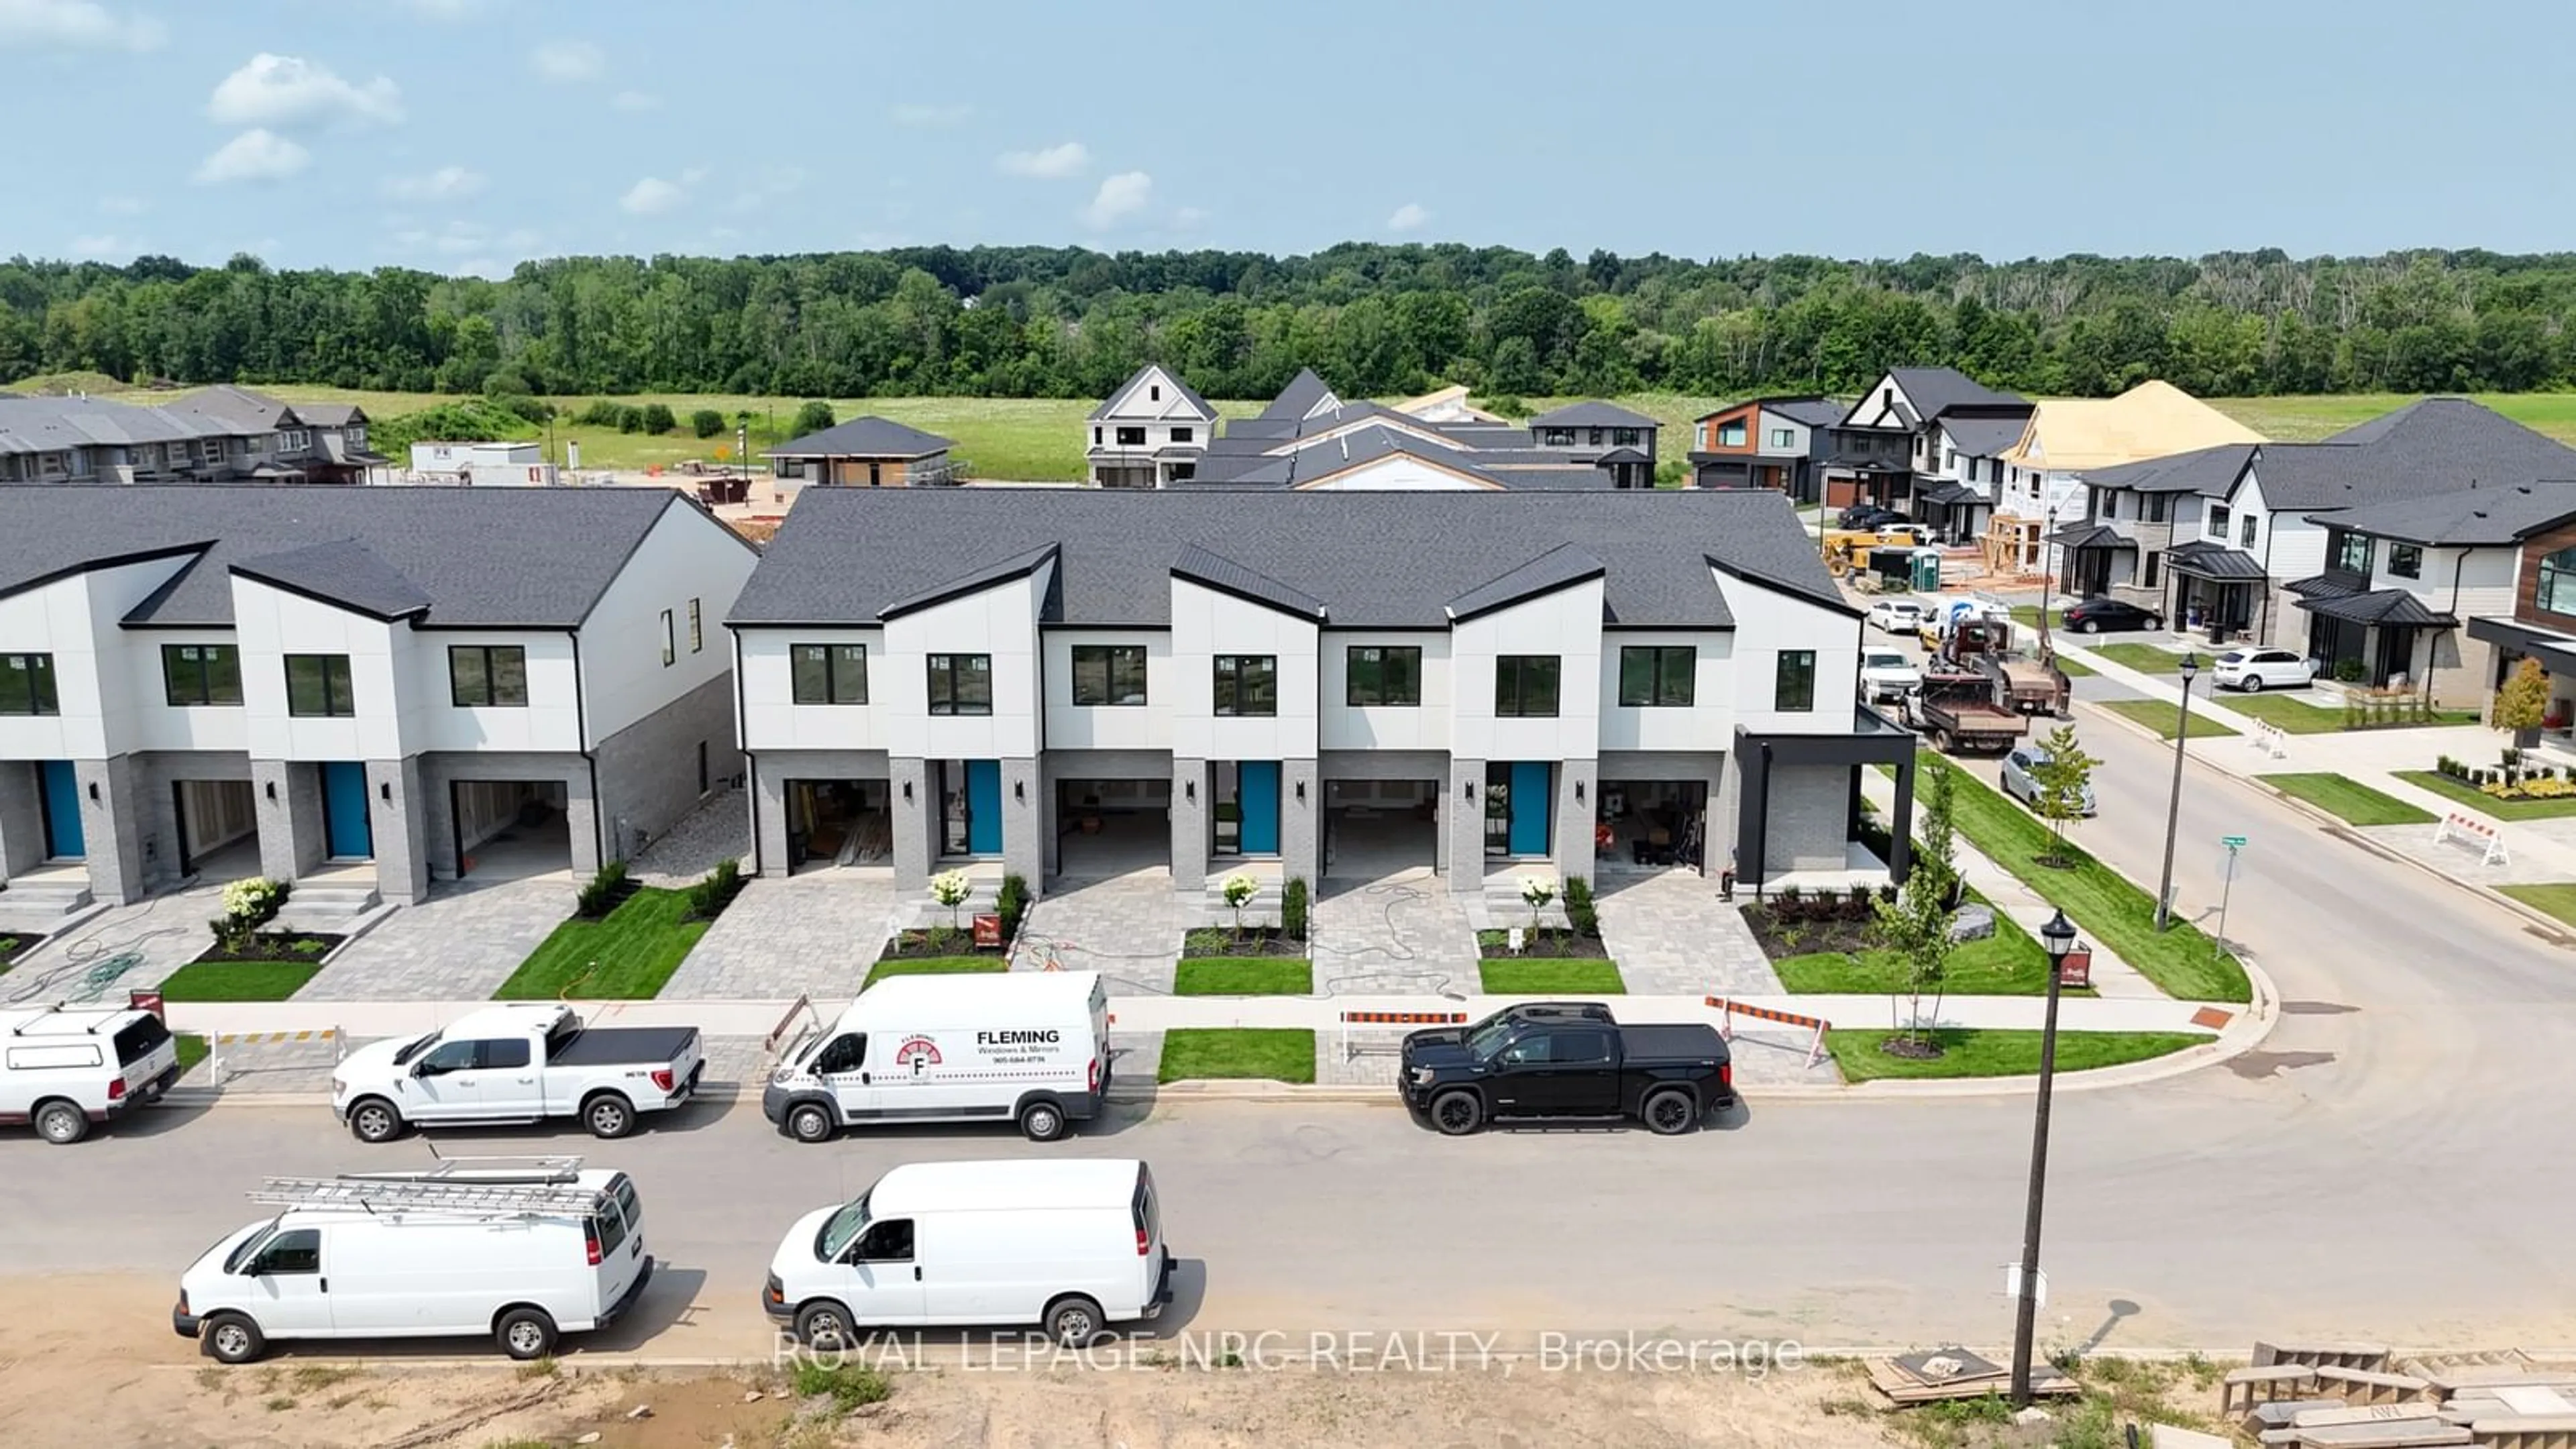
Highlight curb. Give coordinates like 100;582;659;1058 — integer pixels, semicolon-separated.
2245;777;2576;944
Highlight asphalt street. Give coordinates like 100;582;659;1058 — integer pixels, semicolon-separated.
4;695;2573;1356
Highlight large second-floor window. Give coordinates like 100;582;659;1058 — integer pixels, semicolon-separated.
2389;543;2422;580
2241;513;2259;549
1717;421;1748;447
1212;655;1277;716
1619;646;1697;707
1346;645;1421;706
0;653;58;716
449;645;529;708
2333;531;2372;575
1071;645;1148;706
284;654;356;717
1495;655;1560;717
162;643;243;706
2539;547;2576;615
1774;650;1817;712
1613;427;1642;447
1116;426;1146;447
2206;504;2232;539
792;643;868;704
1541;427;1576;447
926;653;992;715
1768;427;1795;449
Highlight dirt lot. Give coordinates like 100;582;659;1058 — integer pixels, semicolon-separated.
0;1275;1911;1449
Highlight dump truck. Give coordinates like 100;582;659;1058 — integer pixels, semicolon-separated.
1933;618;2072;717
1900;666;2030;755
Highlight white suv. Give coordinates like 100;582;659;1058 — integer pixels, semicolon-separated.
2212;647;2315;692
1868;598;1927;635
1;1005;183;1144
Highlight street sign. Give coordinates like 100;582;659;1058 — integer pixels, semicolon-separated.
2221;835;2247;849
2002;1263;2049;1306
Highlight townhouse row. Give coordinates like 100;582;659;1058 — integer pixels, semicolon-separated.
0;385;389;487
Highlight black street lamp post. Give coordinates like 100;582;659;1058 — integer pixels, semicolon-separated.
2154;653;2202;931
2009;908;2080;1407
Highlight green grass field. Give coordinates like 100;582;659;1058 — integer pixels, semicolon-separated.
2394;769;2576;820
861;957;1008;989
2259;772;2438;826
1173;959;1314;996
491;888;709;1000
2208;393;2576;443
2084;643;2184;674
1477;959;1627;994
2498;883;2576;928
1768;897;2080;996
1157;1028;1317;1084
154;961;322;1002
1825;1028;2214;1082
2096;698;2241;739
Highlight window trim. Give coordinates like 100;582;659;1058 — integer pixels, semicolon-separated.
1774;649;1818;713
1344;644;1423;708
926;653;994;716
2387;542;2422;580
283;653;356;718
1494;654;1561;718
161;642;244;707
1069;644;1149;707
2540;546;2576;616
688;598;703;654
790;643;869;705
447;644;530;708
1114;425;1147;447
0;651;60;716
659;609;675;667
1211;653;1279;718
1617;645;1697;708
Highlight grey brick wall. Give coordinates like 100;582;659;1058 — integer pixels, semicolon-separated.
1170;757;1207;893
1446;757;1485;894
1002;756;1042;897
594;672;738;865
0;760;48;878
253;759;327;885
1554;759;1595;885
890;757;932;889
129;751;253;893
1281;756;1320;895
750;749;892;877
415;752;598;881
1766;763;1851;872
368;756;430;904
74;756;146;905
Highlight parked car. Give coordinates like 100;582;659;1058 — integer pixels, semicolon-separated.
1861;650;1923;702
764;969;1111;1144
331;1002;704;1143
1867;598;1929;635
2061;596;2164;634
1837;503;1903;531
174;1161;652;1363
2001;745;2098;816
2212;647;2316;692
765;1159;1173;1350
1398;1003;1733;1136
1;1004;182;1144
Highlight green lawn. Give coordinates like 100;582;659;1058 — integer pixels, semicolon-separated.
2259;773;2438;826
1929;759;2252;1002
2050;653;2096;679
1157;1028;1316;1084
1826;1028;2215;1082
491;888;710;1000
2085;643;2184;674
2218;690;2355;734
1174;959;1314;996
175;1032;210;1077
2498;883;2576;928
1769;900;2084;997
2009;605;2059;631
1477;959;1627;994
154;961;323;1002
862;957;1009;989
2096;698;2240;739
2394;769;2576;820
2211;392;2576;445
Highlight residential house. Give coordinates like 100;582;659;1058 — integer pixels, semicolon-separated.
1686;396;1843;501
1821;367;2030;517
1086;363;1218;488
287;400;391;484
726;488;1917;902
409;440;553;488
765;417;957;490
1990;380;2265;577
1177;373;1659;491
0;386;389;486
0;486;757;912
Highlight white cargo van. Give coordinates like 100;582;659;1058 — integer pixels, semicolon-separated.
1;1004;183;1144
763;970;1111;1144
763;1159;1173;1348
173;1157;652;1363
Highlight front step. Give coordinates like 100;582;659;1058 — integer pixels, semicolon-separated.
274;885;382;930
0;881;94;919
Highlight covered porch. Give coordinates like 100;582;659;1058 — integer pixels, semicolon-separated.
1731;710;1917;893
2296;585;2459;693
2164;540;2271;645
2043;522;2135;600
1911;481;1988;547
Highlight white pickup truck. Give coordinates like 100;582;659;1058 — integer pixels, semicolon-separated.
331;1003;704;1143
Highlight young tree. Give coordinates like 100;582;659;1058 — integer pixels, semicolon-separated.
1520;877;1556;946
2027;723;2099;868
1872;761;1960;1052
929;868;971;940
2496;656;2549;746
691;408;725;438
1221;871;1258;941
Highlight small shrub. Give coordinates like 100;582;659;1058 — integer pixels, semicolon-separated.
575;859;629;918
209;876;292;951
690;408;726;439
930;868;973;934
1775;883;1804;917
2503;747;2523;768
792;1360;890;1415
996;872;1030;943
616;405;646;433
576;399;626;427
792;399;837;435
1877;882;1899;906
1282;875;1309;941
641;402;677;435
289;936;327;956
685;858;744;920
2333;659;2367;684
1561;874;1597;938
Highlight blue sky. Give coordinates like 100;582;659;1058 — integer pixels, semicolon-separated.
3;0;2563;272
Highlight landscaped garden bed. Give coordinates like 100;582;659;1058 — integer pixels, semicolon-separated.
1825;1028;2214;1082
1472;926;1611;959
877;928;1011;963
1179;926;1305;959
0;931;47;971
1157;1027;1316;1084
1739;884;1894;960
2395;768;2576;820
1765;892;2081;998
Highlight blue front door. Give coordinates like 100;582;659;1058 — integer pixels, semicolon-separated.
1237;761;1281;855
1507;762;1552;857
322;762;374;859
38;760;83;859
964;761;1002;855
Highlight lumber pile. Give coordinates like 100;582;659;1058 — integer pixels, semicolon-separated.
1864;1345;2078;1405
2229;1340;2576;1448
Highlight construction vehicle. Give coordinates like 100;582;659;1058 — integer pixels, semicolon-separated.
1899;665;2029;755
1933;615;2072;717
1822;526;1933;578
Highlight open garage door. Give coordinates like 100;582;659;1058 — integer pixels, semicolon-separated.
172;778;260;880
450;780;571;881
1597;780;1707;874
1324;777;1437;878
785;778;892;872
1056;777;1169;879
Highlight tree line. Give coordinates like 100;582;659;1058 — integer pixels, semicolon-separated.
5;243;2575;403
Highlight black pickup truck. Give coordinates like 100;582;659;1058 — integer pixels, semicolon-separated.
1398;1002;1733;1136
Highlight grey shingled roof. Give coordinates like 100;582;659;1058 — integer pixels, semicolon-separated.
1766;397;1847;428
1182;424;1619;491
1172;545;1327;620
0;484;696;627
1087;364;1217;423
2308;480;2576;547
1260;368;1340;421
2295;588;2457;627
160;384;294;435
1445;543;1605;622
1937;415;2029;457
729;489;1836;629
1886;367;2027;419
231;538;435;621
1528;400;1659;429
2163;541;2268;580
0;394;206;454
879;543;1059;621
765;415;953;460
2081;443;2259;496
293;400;365;427
2251;399;2576;512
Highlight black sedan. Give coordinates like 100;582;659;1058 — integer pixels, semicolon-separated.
2060;596;2165;633
1837;504;1904;530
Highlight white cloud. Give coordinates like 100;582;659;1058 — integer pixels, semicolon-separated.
997;141;1089;180
70;232;130;257
530;38;603;82
1387;201;1430;233
193;129;312;185
97;194;146;215
209;54;402;128
381;164;485;201
890;102;971;127
1079;171;1152;230
0;0;165;52
610;89;658;111
620;175;686;215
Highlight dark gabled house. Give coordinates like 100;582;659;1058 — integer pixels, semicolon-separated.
1687;396;1843;501
1822;367;2031;521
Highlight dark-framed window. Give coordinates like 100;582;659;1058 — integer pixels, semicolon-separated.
2241;513;2259;549
0;652;58;716
1071;645;1148;706
688;598;703;653
1115;425;1146;447
1587;427;1605;446
2539;546;2576;615
791;643;868;704
2207;504;2231;539
2333;530;2373;575
1613;427;1642;447
926;653;992;716
659;609;674;667
1170;426;1193;443
1618;645;1696;707
1495;655;1560;717
1774;650;1817;712
1717;421;1747;447
448;645;529;708
1212;655;1277;717
284;653;355;717
162;643;243;706
1541;427;1575;447
2388;543;2422;580
1346;645;1421;707
2147;492;2169;523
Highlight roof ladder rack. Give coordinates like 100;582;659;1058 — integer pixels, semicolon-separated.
250;1161;600;1217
